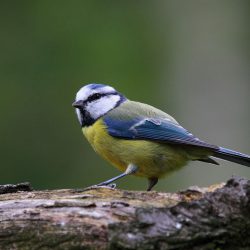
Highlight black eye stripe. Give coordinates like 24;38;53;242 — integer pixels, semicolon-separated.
85;91;117;104
87;93;102;102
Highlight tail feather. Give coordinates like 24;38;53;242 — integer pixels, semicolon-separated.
213;147;250;167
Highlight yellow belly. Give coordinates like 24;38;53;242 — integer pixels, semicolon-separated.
82;119;190;179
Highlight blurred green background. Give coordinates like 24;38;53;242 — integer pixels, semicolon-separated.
0;1;249;191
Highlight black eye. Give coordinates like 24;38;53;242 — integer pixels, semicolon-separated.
92;93;101;99
88;93;102;102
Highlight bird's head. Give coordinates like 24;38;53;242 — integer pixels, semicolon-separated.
72;83;127;127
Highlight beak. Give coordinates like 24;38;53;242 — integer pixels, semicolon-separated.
72;100;83;108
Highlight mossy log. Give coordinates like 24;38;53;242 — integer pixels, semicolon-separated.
0;177;249;250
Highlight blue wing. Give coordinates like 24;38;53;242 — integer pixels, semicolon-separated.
104;116;218;150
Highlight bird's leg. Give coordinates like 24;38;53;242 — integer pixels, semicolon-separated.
96;173;127;187
96;164;138;187
147;177;158;191
80;164;138;192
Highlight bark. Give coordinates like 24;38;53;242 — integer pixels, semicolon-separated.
0;177;249;250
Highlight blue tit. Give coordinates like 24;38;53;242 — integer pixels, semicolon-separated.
72;83;250;191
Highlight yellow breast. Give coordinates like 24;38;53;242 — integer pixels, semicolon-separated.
82;119;189;179
82;119;129;173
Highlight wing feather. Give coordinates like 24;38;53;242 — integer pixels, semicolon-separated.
103;102;218;150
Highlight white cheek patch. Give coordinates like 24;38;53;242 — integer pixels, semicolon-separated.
85;95;120;120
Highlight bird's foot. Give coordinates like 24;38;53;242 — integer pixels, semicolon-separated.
76;183;117;192
96;182;117;189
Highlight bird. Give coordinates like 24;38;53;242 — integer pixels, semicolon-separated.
72;83;250;191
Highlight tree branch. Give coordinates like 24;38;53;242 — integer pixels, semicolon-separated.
0;177;249;249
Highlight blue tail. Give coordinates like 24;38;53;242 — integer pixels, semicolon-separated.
213;147;250;167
